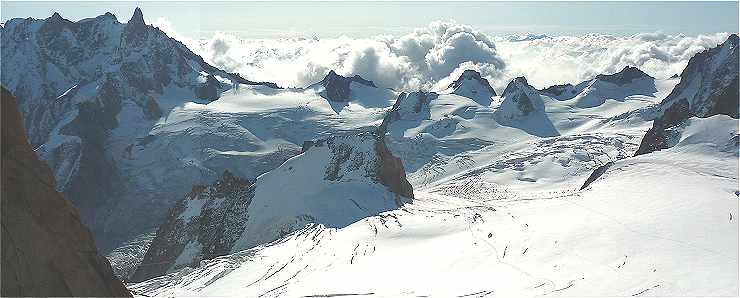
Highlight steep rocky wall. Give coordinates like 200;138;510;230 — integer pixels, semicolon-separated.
1;87;131;297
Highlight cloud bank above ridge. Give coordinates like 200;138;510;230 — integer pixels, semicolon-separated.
152;18;731;92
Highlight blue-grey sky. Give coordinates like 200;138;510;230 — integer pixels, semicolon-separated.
2;1;738;38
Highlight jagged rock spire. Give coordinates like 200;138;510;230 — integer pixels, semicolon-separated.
123;7;148;45
129;7;145;26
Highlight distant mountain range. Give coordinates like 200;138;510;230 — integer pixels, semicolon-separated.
1;8;737;294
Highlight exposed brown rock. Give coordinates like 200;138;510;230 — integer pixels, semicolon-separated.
375;133;415;200
1;87;131;297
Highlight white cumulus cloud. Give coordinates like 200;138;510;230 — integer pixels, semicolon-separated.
152;18;731;93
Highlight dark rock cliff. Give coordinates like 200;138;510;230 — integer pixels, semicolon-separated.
130;170;254;282
1;87;131;297
318;70;376;102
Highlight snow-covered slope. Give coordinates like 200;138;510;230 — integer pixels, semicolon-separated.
1;9;400;253
635;34;739;155
444;69;497;105
0;8;267;251
129;124;413;281
129;170;255;282
129;114;737;297
129;49;737;294
382;66;677;195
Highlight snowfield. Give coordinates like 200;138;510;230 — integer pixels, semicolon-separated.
130;116;738;297
129;74;738;296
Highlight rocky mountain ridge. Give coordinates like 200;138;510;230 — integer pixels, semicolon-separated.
635;34;739;155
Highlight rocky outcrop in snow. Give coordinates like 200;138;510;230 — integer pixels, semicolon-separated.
497;77;544;118
540;66;656;104
131;125;413;281
539;83;578;98
315;70;377;102
1;87;130;297
447;69;496;104
594;66;654;86
635;34;739;155
381;91;439;125
495;77;559;137
130;170;254;282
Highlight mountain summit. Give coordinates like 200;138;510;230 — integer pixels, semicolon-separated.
595;66;654;86
447;69;496;104
635;34;739;155
317;70;377;102
0;8;278;251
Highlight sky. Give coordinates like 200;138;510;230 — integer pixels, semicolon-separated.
1;1;738;39
0;1;736;92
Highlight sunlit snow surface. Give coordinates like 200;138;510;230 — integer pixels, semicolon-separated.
129;76;738;296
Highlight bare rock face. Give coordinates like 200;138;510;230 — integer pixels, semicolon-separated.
122;7;147;46
1;87;131;297
448;69;496;104
539;83;577;98
498;77;542;117
318;70;376;102
130;170;254;282
195;74;223;101
309;131;415;200
142;97;162;120
595;66;654;86
635;34;739;156
375;133;415;199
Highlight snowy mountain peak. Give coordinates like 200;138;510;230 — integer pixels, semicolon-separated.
501;77;536;100
40;11;74;33
539;83;577;98
323;70;376;87
448;69;496;103
317;70;377;102
595;66;654;86
635;33;738;155
496;76;554;135
382;91;439;125
728;33;739;46
0;8;267;250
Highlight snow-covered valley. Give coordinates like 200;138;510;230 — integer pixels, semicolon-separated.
130;115;739;296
